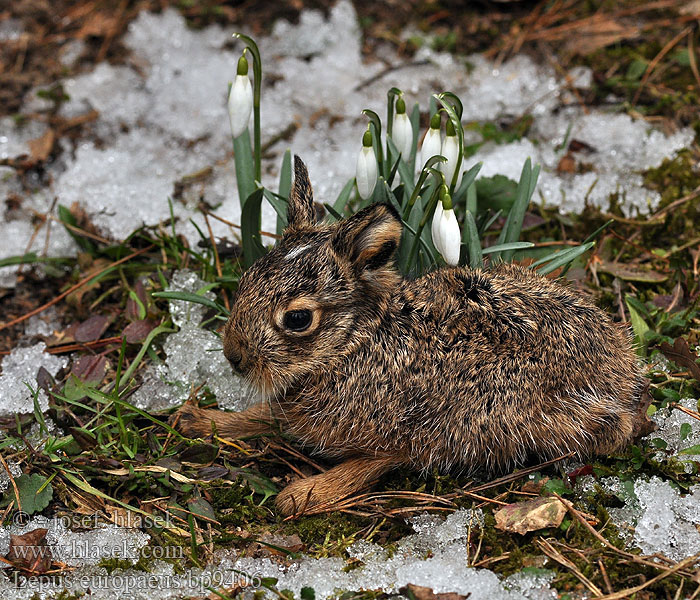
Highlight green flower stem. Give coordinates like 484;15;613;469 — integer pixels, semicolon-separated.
406;183;441;267
403;156;447;220
434;93;464;192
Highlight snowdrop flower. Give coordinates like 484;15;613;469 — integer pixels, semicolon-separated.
391;97;413;160
431;197;443;253
356;128;378;200
419;112;442;170
440;119;462;189
228;54;253;139
432;185;461;266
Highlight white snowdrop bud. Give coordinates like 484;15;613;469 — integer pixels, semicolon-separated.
391;97;414;160
433;185;461;266
228;55;253;139
419;112;443;171
356;129;378;200
440;119;462;189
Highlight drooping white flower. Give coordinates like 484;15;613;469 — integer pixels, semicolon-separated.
356;129;378;200
440;118;462;189
391;97;413;160
439;206;461;265
432;185;461;266
228;55;253;139
431;198;444;255
419;112;443;171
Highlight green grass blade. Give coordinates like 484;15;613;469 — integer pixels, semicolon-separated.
330;179;355;220
482;241;534;255
463;210;483;269
535;242;594;275
277;149;292;235
262;188;288;230
496;158;538;262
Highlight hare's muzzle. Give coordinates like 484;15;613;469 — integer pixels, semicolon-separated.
223;334;246;375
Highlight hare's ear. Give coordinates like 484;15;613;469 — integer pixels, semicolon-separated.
332;203;402;271
286;156;315;229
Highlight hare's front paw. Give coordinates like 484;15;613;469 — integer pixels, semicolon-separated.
169;404;213;439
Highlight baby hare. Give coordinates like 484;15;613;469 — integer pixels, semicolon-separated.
174;157;644;516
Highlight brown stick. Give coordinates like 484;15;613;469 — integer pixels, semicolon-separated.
0;245;153;332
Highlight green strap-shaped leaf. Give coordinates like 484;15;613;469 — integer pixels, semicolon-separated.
463;210;483;269
277;149;292;235
233;129;256;211
240;188;266;268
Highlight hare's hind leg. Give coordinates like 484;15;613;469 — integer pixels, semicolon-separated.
171;402;276;440
275;455;399;516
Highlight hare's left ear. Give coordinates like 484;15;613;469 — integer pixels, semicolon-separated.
332;203;402;271
286;156;315;230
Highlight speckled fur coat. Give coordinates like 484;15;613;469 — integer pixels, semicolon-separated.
174;157;644;515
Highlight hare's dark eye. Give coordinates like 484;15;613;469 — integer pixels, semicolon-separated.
283;309;312;332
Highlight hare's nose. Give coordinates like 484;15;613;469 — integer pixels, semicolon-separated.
223;335;246;374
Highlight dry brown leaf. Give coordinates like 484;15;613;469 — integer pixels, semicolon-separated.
6;528;52;573
76;12;120;39
563;16;639;56
27;128;55;163
494;496;567;535
659;337;700;382
399;584;471;600
557;153;576;174
596;260;669;283
70;354;108;384
75;315;110;343
123;319;156;344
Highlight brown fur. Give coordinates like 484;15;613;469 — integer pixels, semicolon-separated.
174;156;644;516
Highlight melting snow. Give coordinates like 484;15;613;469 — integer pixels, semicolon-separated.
1;1;695;290
0;343;67;416
0;509;558;599
131;270;257;412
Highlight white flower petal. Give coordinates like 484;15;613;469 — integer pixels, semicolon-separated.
440;134;461;188
356;145;378;200
228;74;253;139
431;201;444;256
391;113;414;160
419;127;442;171
439;208;462;265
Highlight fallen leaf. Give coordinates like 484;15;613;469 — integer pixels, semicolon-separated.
563;15;639;55
197;465;230;481
76;12;120;39
180;443;219;466
659;337;700;382
27;128;55;163
74;315;110;342
596;260;669;283
123;319;156;344
6;529;52;573
70;355;108;383
187;497;218;523
245;533;305;558
557;153;576;174
399;584;471;600
567;464;593;485
69;426;97;450
522;476;549;494
494;496;567;535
